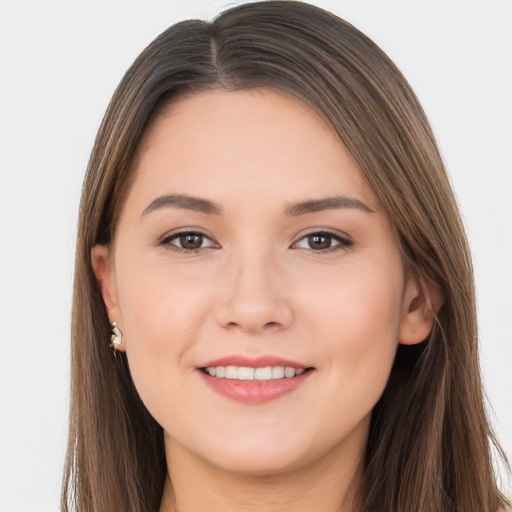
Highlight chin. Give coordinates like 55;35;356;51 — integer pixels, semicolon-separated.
187;426;335;477
204;445;311;477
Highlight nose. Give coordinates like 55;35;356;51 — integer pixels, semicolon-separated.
215;253;294;334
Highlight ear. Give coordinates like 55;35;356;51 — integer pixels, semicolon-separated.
398;272;443;345
91;245;124;349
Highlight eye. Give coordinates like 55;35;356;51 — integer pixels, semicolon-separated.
160;231;217;252
292;231;353;252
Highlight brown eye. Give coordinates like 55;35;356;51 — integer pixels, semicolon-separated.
307;234;332;250
161;231;216;252
179;233;204;250
292;231;353;252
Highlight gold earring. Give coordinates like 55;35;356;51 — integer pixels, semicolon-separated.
110;321;122;349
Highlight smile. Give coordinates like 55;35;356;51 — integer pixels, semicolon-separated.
201;365;307;380
198;357;315;404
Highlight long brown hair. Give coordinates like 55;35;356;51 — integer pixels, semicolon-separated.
62;2;509;510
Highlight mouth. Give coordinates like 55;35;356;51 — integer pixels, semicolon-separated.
200;365;313;381
197;356;315;404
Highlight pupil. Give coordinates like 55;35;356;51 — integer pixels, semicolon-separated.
309;234;331;249
181;233;202;249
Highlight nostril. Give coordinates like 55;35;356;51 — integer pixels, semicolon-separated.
216;298;294;333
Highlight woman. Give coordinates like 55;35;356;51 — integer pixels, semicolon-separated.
62;1;509;511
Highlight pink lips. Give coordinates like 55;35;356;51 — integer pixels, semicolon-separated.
201;355;309;369
198;355;313;405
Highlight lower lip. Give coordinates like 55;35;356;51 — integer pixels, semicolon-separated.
199;370;313;404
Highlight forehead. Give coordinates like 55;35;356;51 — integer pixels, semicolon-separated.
127;87;379;215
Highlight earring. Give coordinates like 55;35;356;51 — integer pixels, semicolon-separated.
110;321;122;349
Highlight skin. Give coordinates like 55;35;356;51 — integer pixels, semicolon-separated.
92;88;437;512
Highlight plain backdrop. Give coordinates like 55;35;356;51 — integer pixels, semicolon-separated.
0;1;511;510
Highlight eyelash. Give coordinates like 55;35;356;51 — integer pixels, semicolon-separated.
292;230;354;253
159;230;218;253
158;229;353;254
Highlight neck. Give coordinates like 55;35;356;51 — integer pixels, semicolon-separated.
159;427;366;512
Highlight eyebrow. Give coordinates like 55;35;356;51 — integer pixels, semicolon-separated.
140;193;375;218
141;194;222;217
284;196;375;216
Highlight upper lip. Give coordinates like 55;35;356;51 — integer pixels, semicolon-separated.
199;355;311;369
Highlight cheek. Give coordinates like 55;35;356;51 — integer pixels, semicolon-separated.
115;261;213;414
301;263;403;397
118;258;213;340
303;260;403;337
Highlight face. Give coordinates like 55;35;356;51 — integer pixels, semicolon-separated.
94;88;432;476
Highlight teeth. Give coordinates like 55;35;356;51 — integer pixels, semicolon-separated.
204;365;307;381
226;365;238;379
271;366;285;379
238;367;255;380
255;367;272;380
284;367;295;378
